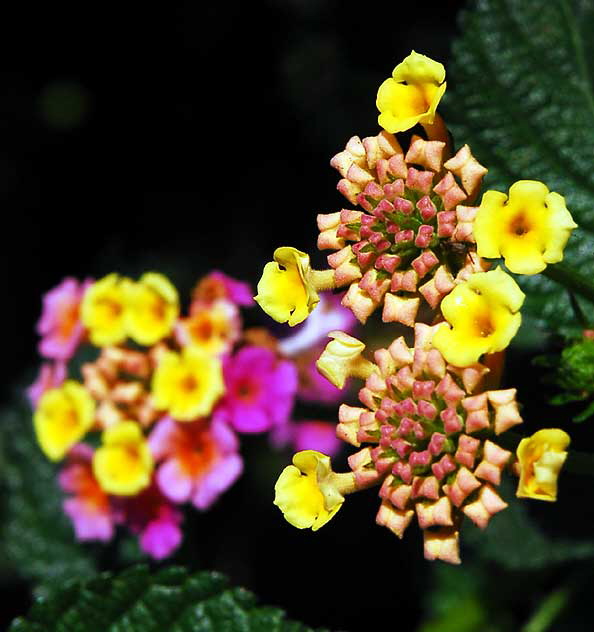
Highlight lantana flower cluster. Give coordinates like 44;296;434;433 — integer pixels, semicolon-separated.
259;51;577;563
28;270;355;558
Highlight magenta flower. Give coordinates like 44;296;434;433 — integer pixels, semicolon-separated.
27;361;67;406
114;482;183;560
272;420;342;457
37;277;92;360
216;346;298;433
58;444;114;542
149;416;243;510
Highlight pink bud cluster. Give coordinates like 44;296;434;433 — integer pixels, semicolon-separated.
338;323;522;563
317;131;488;325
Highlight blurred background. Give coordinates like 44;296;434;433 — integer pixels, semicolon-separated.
3;1;593;630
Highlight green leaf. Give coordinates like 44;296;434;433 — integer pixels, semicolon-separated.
0;398;98;593
9;565;325;632
462;476;594;570
445;0;594;332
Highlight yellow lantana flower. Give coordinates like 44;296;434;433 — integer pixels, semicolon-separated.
274;450;353;530
152;345;224;421
34;380;95;461
516;428;570;502
127;272;179;345
433;268;525;367
93;420;153;495
316;331;376;389
81;273;133;346
255;247;328;326
376;50;447;133
475;180;577;275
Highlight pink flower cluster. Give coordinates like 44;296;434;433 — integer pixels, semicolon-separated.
29;271;352;558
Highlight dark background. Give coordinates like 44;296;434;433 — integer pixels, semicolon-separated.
2;1;546;629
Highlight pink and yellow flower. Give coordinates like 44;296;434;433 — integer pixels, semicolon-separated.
37;277;91;360
59;444;114;542
151;346;224;421
176;299;241;356
113;482;183;560
34;380;95;461
149;416;243;509
27;361;67;407
191;270;254;307
215;345;298;433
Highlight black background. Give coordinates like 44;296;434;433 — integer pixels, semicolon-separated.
3;1;550;630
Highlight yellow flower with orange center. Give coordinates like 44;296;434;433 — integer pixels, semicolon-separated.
127;272;179;345
433;268;525;367
151;346;224;421
93;421;153;495
274;450;355;530
177;301;239;355
376;50;447;133
475;180;577;274
81;274;132;346
516;428;570;502
34;380;95;461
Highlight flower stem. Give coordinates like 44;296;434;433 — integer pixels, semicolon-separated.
521;586;570;632
310;269;336;292
543;262;594;306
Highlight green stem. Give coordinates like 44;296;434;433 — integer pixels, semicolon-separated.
543;262;594;305
521;586;570;632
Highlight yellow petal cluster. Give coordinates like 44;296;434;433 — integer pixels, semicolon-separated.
516;428;570;501
376;51;447;133
475;180;577;275
433;268;525;367
81;274;132;346
93;420;153;495
254;247;320;326
34;380;95;461
274;450;348;531
151;345;224;421
127;272;179;345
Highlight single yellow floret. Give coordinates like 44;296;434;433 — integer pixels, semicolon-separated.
433;268;525;367
152;345;224;421
516;428;570;501
376;50;447;133
475;180;577;275
254;247;321;326
274;450;349;531
81;273;133;346
126;272;179;345
93;420;153;495
316;331;375;389
34;380;95;461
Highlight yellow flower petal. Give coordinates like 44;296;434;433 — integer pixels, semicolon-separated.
274;450;346;531
475;180;577;275
126;272;179;345
376;51;446;133
433;268;524;367
81;274;133;346
516;428;570;501
93;420;153;495
151;345;224;421
34;380;95;461
254;247;320;326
